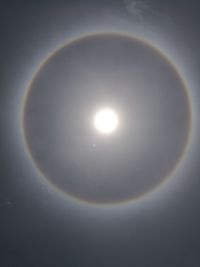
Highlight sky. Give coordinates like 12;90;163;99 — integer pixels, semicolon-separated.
1;1;200;266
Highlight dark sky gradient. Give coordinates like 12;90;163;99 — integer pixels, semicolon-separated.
1;1;200;267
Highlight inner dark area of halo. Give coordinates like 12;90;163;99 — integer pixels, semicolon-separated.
23;33;190;204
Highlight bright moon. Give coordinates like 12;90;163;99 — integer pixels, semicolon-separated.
94;108;119;134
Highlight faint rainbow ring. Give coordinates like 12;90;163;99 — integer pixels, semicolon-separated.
20;32;193;207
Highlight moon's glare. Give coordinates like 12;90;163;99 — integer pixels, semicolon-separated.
94;108;119;134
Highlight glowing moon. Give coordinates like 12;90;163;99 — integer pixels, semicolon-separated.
94;108;119;134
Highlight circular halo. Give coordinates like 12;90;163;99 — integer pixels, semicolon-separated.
21;32;193;207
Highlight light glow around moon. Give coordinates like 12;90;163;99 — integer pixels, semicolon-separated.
21;32;192;206
94;108;119;134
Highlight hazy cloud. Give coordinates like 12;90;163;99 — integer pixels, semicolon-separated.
122;0;151;19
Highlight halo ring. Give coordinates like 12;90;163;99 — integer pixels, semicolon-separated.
21;32;193;207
